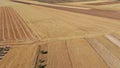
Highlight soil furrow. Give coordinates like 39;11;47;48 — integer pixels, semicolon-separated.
0;7;35;42
2;7;5;41
6;7;16;40
11;8;33;40
0;7;3;41
3;7;9;40
5;7;11;40
7;7;17;40
10;8;29;40
7;7;22;40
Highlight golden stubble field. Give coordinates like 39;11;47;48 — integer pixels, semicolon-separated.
57;0;120;11
0;0;120;68
0;45;39;68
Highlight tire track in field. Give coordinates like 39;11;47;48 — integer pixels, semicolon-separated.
0;7;37;43
0;7;3;41
16;7;35;39
12;7;26;40
11;8;30;40
2;7;5;41
5;7;10;40
3;7;8;40
13;8;36;40
12;8;35;40
7;7;18;40
7;8;20;40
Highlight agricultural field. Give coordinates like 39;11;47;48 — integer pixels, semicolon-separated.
57;0;109;6
57;0;120;11
89;3;120;10
0;7;37;41
0;0;120;68
0;45;39;68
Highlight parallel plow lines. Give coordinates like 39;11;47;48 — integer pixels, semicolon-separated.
0;7;37;43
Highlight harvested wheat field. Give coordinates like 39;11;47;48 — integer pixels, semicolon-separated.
0;45;39;68
57;0;120;11
0;0;120;68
